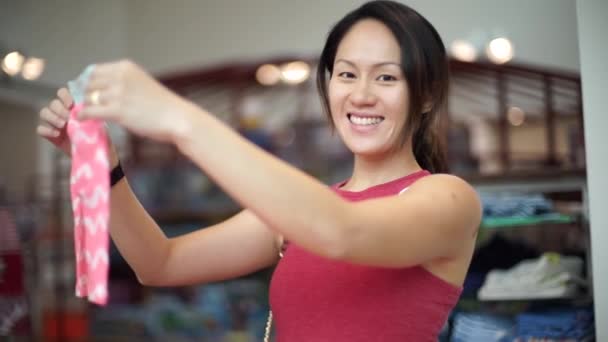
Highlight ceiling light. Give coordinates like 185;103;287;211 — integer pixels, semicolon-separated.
280;61;310;85
2;51;25;76
256;64;281;86
22;57;45;80
486;37;514;64
450;40;478;62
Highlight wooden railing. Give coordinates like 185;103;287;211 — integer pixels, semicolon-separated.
149;57;583;176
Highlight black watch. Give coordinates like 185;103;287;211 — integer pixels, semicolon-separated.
110;162;125;187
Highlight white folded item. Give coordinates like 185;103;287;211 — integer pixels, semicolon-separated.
478;282;579;300
482;270;587;291
477;253;586;300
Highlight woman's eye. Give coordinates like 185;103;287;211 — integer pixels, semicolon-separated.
378;74;397;82
338;72;356;79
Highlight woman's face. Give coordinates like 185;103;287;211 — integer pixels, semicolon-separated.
328;19;409;157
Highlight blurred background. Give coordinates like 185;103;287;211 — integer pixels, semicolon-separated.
1;0;606;341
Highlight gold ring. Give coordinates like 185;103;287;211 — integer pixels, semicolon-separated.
89;90;101;105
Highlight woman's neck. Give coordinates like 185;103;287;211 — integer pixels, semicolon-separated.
341;144;421;192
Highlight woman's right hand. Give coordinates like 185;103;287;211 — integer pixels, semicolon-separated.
36;88;74;156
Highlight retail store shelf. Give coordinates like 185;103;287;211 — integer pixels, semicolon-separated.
481;213;578;230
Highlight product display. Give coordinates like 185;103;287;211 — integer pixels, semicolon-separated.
451;312;515;342
515;307;594;341
478;253;586;300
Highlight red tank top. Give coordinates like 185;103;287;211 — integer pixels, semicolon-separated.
269;170;462;341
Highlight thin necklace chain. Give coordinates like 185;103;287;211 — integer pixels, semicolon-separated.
263;310;273;342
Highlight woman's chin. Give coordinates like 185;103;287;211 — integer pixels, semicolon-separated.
345;143;390;158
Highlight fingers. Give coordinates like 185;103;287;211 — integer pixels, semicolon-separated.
36;124;60;138
80;64;115;117
49;99;70;121
40;107;67;129
78;60;134;121
92;61;119;75
82;85;116;113
85;69;113;95
57;88;74;109
81;66;121;121
85;78;111;95
79;103;118;121
86;62;120;93
83;87;106;107
37;93;69;141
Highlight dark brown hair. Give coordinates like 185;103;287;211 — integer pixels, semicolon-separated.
316;0;448;173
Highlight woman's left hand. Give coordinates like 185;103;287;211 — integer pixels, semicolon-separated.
80;60;188;143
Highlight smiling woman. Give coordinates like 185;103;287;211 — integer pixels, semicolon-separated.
36;0;481;341
317;5;450;176
329;21;410;157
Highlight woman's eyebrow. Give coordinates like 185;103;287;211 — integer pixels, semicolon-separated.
335;58;401;68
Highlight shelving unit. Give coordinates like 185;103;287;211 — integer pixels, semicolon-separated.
447;169;596;340
464;168;593;307
481;213;577;230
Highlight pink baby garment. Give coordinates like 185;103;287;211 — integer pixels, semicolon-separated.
66;67;111;305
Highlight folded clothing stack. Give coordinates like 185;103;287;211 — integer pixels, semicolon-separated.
480;192;553;218
515;307;594;341
450;312;515;342
478;253;586;300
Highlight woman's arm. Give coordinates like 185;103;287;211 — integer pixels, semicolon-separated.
172;102;351;260
173;100;482;267
80;60;482;269
37;83;280;287
107;153;279;286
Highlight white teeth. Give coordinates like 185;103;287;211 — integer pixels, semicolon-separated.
349;115;383;126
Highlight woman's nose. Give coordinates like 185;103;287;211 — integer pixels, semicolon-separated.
349;80;377;107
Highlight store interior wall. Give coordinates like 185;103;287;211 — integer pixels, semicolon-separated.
1;0;579;88
125;0;580;76
0;0;128;88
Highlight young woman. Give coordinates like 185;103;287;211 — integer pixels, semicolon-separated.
37;1;482;340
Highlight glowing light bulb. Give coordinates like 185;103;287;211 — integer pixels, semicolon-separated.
486;37;514;64
450;40;478;62
2;51;25;76
280;61;310;85
22;57;45;80
256;64;281;86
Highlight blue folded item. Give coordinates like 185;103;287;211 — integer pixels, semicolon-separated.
515;308;594;340
480;192;553;218
451;312;515;342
